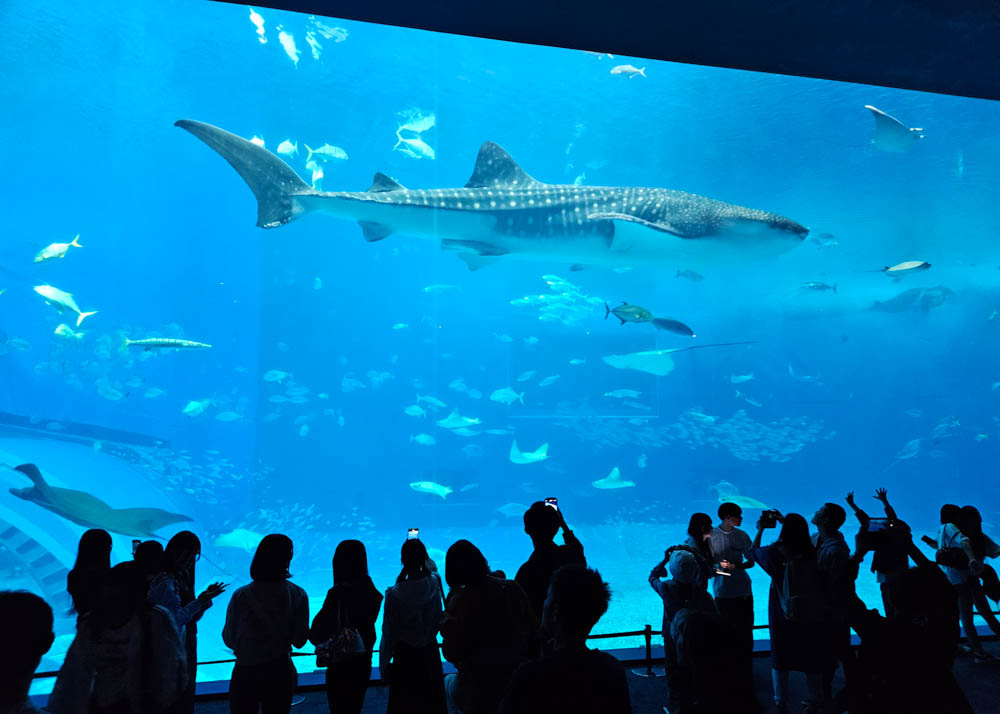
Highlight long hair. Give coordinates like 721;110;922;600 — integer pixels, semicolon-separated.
73;529;112;571
777;513;814;559
959;506;986;559
250;534;294;583
397;539;430;583
445;539;490;591
333;539;369;586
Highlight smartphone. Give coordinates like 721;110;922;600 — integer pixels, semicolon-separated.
921;535;938;548
544;497;559;511
715;569;732;576
132;539;141;556
407;528;419;540
869;518;890;532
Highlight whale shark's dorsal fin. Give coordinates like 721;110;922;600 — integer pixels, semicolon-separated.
465;142;542;188
368;172;405;192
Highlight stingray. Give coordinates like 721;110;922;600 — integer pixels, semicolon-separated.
8;463;193;538
592;467;635;490
870;286;954;314
865;105;924;153
602;341;756;376
712;480;768;509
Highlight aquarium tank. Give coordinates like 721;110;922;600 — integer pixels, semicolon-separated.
2;0;999;691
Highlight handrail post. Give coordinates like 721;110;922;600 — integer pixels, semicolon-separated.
630;623;665;678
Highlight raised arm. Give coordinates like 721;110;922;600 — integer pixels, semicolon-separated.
845;491;871;527
873;488;898;521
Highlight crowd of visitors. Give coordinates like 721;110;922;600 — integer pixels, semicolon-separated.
2;460;998;714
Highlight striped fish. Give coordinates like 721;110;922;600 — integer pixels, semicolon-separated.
125;337;212;351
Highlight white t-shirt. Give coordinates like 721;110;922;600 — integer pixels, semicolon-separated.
938;523;969;585
708;526;754;599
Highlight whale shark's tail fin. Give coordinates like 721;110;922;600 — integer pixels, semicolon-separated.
175;119;312;229
14;463;46;486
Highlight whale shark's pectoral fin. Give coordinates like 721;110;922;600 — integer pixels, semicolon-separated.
457;254;502;271
589;212;689;237
441;238;508;271
359;221;393;242
465;142;543;188
367;172;405;192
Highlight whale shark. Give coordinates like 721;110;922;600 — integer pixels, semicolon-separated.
176;120;808;271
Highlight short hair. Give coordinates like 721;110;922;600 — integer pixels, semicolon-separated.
0;591;54;682
823;503;846;530
548;565;611;636
687;512;713;540
134;540;165;577
333;539;369;585
940;504;961;526
250;534;293;582
523;502;559;540
718;502;743;520
445;539;490;590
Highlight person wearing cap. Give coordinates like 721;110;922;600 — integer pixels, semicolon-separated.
649;548;716;714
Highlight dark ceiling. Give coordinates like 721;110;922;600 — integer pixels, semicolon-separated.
220;0;1000;100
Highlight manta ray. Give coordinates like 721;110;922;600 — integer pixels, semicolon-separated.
865;105;925;153
175;120;808;271
8;463;193;538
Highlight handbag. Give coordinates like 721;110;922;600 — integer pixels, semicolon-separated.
316;598;366;667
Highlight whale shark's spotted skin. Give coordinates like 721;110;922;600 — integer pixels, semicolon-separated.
176;120;808;270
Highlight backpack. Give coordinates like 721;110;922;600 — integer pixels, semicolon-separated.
778;554;827;622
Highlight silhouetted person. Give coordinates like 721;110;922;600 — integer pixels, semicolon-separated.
851;564;974;713
50;561;188;714
67;528;112;623
441;540;539;714
933;504;987;660
753;512;832;713
380;539;447;714
677;512;714;589
499;565;630;714
846;489;909;618
223;534;308;714
959;505;1000;647
309;540;383;714
670;606;741;714
149;531;225;714
811;502;855;703
649;548;715;713
0;591;54;714
707;502;756;708
134;540;165;582
514;502;585;622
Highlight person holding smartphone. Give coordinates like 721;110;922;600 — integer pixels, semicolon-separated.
514;500;586;622
707;503;757;696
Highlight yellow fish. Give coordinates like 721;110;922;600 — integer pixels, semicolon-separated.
34;235;82;263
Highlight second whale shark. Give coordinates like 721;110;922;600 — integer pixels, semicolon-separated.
176;119;808;271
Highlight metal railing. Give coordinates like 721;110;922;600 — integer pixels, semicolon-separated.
32;613;1000;683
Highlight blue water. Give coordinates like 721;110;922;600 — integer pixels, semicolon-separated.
3;0;1000;686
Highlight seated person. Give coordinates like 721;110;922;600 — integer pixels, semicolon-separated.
0;591;55;714
498;565;631;714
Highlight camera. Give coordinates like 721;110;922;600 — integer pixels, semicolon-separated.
760;510;781;528
407;528;419;540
